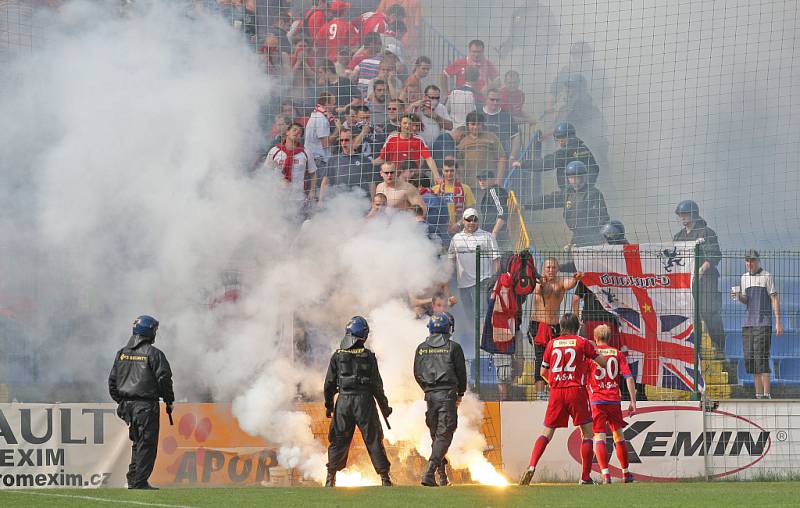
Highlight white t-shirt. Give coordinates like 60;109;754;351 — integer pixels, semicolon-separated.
305;111;332;161
419;103;452;147
448;229;500;288
263;146;317;192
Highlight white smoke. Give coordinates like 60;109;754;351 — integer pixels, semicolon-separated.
0;0;504;483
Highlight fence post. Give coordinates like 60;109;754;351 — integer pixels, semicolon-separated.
692;242;702;401
474;245;481;392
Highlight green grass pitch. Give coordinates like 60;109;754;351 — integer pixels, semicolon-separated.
1;482;798;508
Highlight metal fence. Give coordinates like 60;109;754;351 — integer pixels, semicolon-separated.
467;248;800;402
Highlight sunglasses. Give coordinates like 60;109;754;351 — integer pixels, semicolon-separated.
426;95;440;100
464;217;478;223
382;171;396;175
339;138;352;142
387;107;399;111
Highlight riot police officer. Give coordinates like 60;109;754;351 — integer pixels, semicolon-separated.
526;160;610;246
323;316;393;487
673;200;726;356
108;315;174;490
414;312;467;487
528;122;600;191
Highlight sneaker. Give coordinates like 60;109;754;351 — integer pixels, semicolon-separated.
763;394;772;400
579;478;597;485
518;467;535;486
623;474;635;483
602;475;612;485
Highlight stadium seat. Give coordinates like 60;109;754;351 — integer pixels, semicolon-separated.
771;334;799;359
725;330;744;359
775;359;800;385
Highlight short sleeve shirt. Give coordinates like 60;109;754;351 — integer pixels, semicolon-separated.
379;133;432;164
541;335;597;389
304;111;332;161
448;229;499;288
741;269;778;327
587;346;632;403
444;57;498;91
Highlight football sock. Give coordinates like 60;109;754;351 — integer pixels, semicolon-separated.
594;439;610;475
580;439;593;481
528;435;550;468
615;440;629;470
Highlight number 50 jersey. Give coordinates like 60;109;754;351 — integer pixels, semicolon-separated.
541;334;597;389
587;346;632;403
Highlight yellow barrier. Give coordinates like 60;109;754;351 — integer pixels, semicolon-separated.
506;190;531;251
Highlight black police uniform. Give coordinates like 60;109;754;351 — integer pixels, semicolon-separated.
413;332;467;485
674;217;726;355
108;334;174;489
526;183;609;247
323;335;392;484
527;137;600;191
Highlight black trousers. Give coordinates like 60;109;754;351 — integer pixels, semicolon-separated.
118;400;160;487
326;393;390;474
425;390;459;465
697;271;726;354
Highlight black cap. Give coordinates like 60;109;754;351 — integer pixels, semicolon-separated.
477;170;494;180
744;249;760;260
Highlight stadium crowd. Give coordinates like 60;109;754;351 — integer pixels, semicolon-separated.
202;0;786;401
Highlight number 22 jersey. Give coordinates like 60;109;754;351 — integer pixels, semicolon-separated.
541;334;597;389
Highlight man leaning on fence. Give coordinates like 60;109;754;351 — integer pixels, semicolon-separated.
733;250;783;399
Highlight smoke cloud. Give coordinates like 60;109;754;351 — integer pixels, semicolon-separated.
0;0;502;482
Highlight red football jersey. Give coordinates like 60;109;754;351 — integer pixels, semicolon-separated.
542;334;597;389
378;133;431;164
316;18;359;61
356;11;389;36
587;346;633;403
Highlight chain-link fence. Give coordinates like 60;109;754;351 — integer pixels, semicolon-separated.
468;247;800;402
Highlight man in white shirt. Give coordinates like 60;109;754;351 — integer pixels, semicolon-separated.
448;208;500;350
262;123;318;199
305;91;341;170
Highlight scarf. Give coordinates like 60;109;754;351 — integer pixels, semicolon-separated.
314;104;335;124
436;180;465;218
273;142;305;182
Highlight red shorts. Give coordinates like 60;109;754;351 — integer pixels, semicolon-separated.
544;386;592;429
591;403;628;434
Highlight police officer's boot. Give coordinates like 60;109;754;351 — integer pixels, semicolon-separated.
380;472;393;487
421;460;438;487
325;470;336;487
437;461;449;486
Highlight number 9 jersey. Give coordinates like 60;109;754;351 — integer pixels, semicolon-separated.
587;347;633;403
541;335;598;388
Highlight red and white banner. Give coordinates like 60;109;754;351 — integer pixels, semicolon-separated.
573;242;702;391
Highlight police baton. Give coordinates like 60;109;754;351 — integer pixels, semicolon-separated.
167;403;174;426
381;412;391;430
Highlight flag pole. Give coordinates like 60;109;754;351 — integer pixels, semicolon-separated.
692;242;702;401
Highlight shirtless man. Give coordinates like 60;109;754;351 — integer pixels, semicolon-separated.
375;162;427;213
528;257;582;398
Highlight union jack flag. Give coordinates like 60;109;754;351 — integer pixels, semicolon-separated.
574;242;704;392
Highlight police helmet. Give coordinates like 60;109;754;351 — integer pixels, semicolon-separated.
565;160;588;177
132;315;159;339
601;220;626;242
428;312;451;334
553;122;576;139
345;316;370;340
674;200;700;219
443;311;456;334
